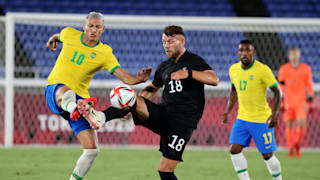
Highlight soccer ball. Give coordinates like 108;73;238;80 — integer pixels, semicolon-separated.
110;84;136;109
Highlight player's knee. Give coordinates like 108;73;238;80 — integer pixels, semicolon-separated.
262;153;273;160
158;171;177;180
229;145;243;154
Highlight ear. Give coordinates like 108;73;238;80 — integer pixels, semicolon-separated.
181;38;186;46
82;23;86;31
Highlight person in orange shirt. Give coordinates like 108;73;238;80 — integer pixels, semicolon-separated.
278;47;314;157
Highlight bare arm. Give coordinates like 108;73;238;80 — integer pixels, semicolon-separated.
268;84;282;128
113;67;152;85
171;69;219;86
46;33;60;51
138;83;160;100
221;84;238;124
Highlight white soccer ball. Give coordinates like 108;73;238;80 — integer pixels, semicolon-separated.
110;84;136;109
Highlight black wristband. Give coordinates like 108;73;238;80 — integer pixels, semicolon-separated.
307;96;314;102
187;66;193;79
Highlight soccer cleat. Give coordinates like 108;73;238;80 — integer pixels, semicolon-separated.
288;148;294;158
295;143;301;157
70;109;80;120
77;97;102;130
70;97;97;121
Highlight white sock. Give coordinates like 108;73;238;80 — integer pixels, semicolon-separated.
69;149;99;180
230;153;250;180
61;90;77;113
264;155;282;180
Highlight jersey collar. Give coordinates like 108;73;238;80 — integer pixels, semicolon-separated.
241;59;255;70
170;50;189;63
80;33;101;48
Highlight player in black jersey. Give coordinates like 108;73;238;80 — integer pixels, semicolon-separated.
78;25;219;180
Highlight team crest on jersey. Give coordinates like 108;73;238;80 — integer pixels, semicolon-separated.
250;75;254;80
90;52;96;58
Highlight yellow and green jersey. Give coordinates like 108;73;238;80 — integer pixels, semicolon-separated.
229;60;278;123
48;27;120;98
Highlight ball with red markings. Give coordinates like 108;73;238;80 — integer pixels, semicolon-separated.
110;85;136;109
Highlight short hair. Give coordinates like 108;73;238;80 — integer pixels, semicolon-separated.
239;39;255;49
86;11;104;22
288;46;300;52
163;25;185;37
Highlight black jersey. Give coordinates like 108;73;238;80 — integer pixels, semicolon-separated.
153;51;212;128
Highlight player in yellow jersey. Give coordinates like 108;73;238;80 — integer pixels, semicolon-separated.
221;40;282;180
45;12;151;180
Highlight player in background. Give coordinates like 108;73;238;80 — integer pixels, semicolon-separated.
45;12;151;180
221;40;282;180
78;25;219;180
278;47;314;157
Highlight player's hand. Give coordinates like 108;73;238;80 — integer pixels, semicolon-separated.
46;37;58;51
171;69;188;80
137;67;152;83
221;113;229;124
267;114;278;128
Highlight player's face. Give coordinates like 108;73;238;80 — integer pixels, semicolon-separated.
238;43;255;67
83;17;105;42
288;49;300;67
162;34;185;59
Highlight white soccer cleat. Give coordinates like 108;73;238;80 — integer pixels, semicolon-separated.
77;98;105;130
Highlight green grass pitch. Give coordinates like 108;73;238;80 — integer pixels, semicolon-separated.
0;147;319;180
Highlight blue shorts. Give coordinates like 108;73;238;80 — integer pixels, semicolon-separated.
45;83;91;136
230;119;277;154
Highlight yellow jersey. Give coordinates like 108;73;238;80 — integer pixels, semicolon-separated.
47;27;120;98
229;60;278;123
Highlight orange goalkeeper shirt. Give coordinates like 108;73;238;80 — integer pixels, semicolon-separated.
278;63;314;108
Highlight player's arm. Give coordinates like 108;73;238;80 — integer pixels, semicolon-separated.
113;67;152;85
138;83;161;100
46;33;60;51
277;66;286;111
171;69;219;86
221;84;238;124
268;84;282;128
306;66;314;112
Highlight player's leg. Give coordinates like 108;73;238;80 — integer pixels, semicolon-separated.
158;157;179;180
70;129;99;180
295;106;307;157
45;84;99;180
283;107;295;157
229;119;251;180
158;128;192;180
249;122;282;180
78;96;149;129
56;85;79;118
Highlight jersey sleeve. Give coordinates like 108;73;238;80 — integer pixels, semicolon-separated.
190;58;212;71
263;65;278;88
59;27;73;42
152;62;164;87
102;47;121;74
306;65;314;96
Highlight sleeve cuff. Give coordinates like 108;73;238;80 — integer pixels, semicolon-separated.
269;82;278;88
109;65;121;74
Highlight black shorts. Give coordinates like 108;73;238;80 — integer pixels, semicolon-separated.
132;98;194;161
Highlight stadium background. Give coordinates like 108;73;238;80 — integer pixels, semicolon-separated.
0;0;320;179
